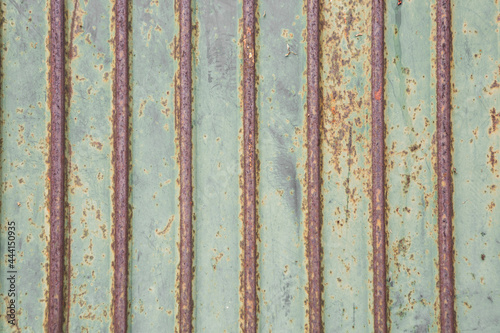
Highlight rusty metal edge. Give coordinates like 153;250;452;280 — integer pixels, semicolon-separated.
242;0;257;332
112;0;130;331
436;0;456;331
306;0;322;331
48;0;66;331
371;0;387;332
179;0;194;331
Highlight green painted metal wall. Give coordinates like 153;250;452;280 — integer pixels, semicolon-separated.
0;0;498;332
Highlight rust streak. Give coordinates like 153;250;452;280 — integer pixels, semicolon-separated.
179;0;193;331
64;2;78;330
307;0;322;331
243;0;257;332
113;0;130;331
436;0;456;331
48;0;66;331
371;0;387;332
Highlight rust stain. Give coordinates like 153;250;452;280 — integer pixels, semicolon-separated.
155;215;175;236
179;0;194;331
371;0;387;332
68;0;80;61
489;107;499;134
48;0;66;331
307;0;322;331
488;146;498;173
65;146;73;333
112;0;130;332
243;0;257;332
436;0;456;332
65;2;80;326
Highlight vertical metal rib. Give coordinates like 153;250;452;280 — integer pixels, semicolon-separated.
242;0;257;332
179;0;193;331
48;0;65;331
306;0;322;331
436;0;456;331
113;0;130;331
371;0;387;332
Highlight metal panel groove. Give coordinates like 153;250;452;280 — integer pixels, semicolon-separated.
112;0;131;331
179;0;194;331
370;0;387;331
48;0;66;331
436;0;456;331
306;0;322;331
242;0;257;331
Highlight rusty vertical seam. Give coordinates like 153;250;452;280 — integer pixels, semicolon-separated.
64;2;79;330
179;0;193;331
113;0;130;331
436;0;456;332
48;0;65;331
242;0;257;332
306;0;322;331
371;0;387;332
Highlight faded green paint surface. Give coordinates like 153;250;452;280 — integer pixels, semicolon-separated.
320;0;373;331
65;0;114;330
0;0;499;331
385;1;440;331
0;0;49;332
256;1;307;331
191;0;242;331
452;0;500;331
128;0;179;331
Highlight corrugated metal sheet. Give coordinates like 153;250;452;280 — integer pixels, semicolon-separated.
0;0;498;332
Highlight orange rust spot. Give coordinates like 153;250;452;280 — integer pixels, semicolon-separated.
374;88;382;101
329;93;336;106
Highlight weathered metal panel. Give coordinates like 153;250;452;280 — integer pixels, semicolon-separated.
128;0;179;331
0;1;50;332
64;0;114;331
191;0;241;331
0;0;499;332
256;1;307;332
385;1;440;331
452;1;500;331
320;0;374;331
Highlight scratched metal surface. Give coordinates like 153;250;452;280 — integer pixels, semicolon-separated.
0;0;499;332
